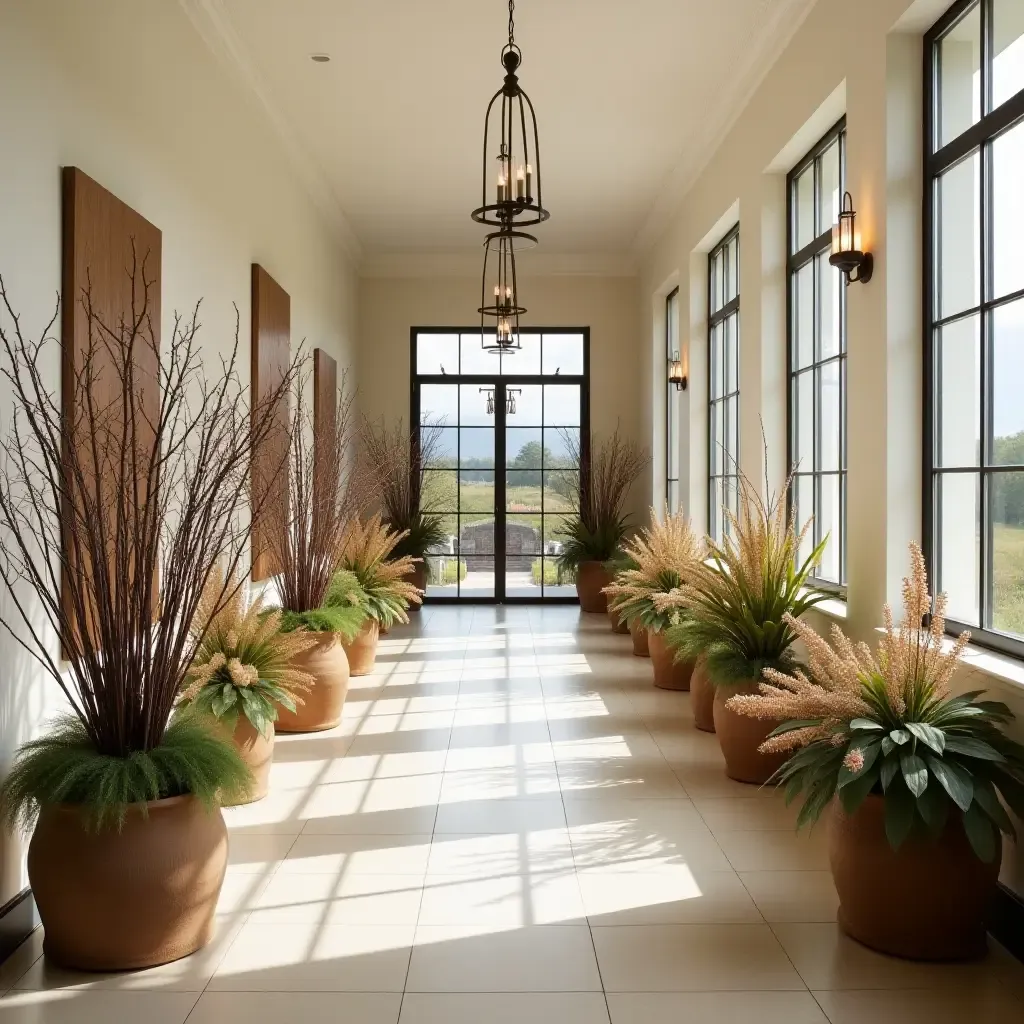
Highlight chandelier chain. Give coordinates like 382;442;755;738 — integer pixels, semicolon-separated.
508;0;515;47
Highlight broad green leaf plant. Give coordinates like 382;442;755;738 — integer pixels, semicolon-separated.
728;543;1024;862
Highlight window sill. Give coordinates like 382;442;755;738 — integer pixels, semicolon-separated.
957;642;1024;697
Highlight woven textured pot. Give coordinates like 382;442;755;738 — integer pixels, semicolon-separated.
277;632;350;733
830;795;1000;960
28;795;227;970
648;629;694;690
713;681;787;784
629;618;650;657
576;561;610;613
690;658;715;732
343;618;380;676
223;715;272;804
608;603;630;634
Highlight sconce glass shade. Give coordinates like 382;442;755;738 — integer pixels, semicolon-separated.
829;190;873;284
668;352;687;391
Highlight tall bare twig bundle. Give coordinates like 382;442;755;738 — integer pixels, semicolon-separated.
262;365;369;612
360;416;447;559
0;264;297;758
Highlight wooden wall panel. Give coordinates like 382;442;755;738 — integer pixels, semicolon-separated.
250;264;290;582
60;167;162;644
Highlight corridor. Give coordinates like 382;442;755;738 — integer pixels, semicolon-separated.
0;606;1022;1022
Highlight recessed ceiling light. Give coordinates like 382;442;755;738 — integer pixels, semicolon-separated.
310;53;331;63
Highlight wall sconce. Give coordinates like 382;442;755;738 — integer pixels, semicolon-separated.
668;351;688;391
829;191;873;285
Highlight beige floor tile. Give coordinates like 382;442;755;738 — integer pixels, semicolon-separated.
557;763;689;800
591;923;804;992
606;992;828;1023
438;764;562;802
444;740;556;771
220;791;309;835
407;925;602;992
300;803;438;835
279;833;433;874
417;870;585;926
399;992;610;1023
693;795;801;833
580;867;761;924
208;922;415;991
0;932;43;995
0;991;200;1024
224;831;298;870
673;764;783;800
715;828;830;871
433;796;566;833
427;830;575;878
215;870;275;916
187;991;403;1024
249;872;424;925
812;987;1024;1023
739;871;839;923
550;734;665;763
773;923;1020;992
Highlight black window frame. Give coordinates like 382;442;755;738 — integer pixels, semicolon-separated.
666;286;681;514
786;116;848;597
707;226;740;543
410;326;591;605
924;0;1024;658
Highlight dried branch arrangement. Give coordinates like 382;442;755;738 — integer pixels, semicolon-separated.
261;365;371;620
0;263;297;826
360;416;448;560
556;426;649;570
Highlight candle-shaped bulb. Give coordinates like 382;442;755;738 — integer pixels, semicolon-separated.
525;163;533;202
515;166;525;200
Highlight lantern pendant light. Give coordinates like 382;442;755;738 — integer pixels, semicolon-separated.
473;0;550;355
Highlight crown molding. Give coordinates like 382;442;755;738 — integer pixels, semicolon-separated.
632;0;819;258
177;0;362;263
360;248;638;279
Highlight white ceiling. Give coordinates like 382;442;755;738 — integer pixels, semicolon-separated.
185;0;815;266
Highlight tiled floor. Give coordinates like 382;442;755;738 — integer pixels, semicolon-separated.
1;604;1023;1022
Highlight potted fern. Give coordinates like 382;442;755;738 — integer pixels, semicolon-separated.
180;569;317;801
556;428;648;613
263;368;370;732
0;271;293;969
602;551;635;634
603;508;704;690
327;514;424;675
666;471;826;780
728;543;1024;960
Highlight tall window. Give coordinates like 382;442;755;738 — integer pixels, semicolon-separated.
787;119;847;590
666;287;681;513
708;227;740;542
925;0;1024;655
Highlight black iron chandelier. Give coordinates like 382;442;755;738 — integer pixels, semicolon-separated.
474;0;548;355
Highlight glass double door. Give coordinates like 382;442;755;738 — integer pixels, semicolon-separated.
416;375;585;602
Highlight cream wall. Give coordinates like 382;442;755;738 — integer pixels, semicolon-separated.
357;272;645;520
638;0;1023;894
0;0;358;904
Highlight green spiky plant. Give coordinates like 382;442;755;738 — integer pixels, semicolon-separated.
665;470;828;686
555;427;649;573
0;269;296;831
179;568;317;738
727;543;1024;862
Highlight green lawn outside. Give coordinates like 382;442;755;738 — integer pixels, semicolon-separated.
422;480;573;538
994;523;1024;637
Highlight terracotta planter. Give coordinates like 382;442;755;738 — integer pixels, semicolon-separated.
277;632;350;733
404;561;428;612
223;715;272;804
576;561;610;613
629;618;650;657
28;795;227;971
343;618;380;676
648;629;694;691
608;603;630;634
713;681;787;784
829;795;1000;960
690;658;716;732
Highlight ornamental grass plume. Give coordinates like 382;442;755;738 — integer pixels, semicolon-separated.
666;467;827;686
602;506;704;632
726;543;1024;859
180;567;316;737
